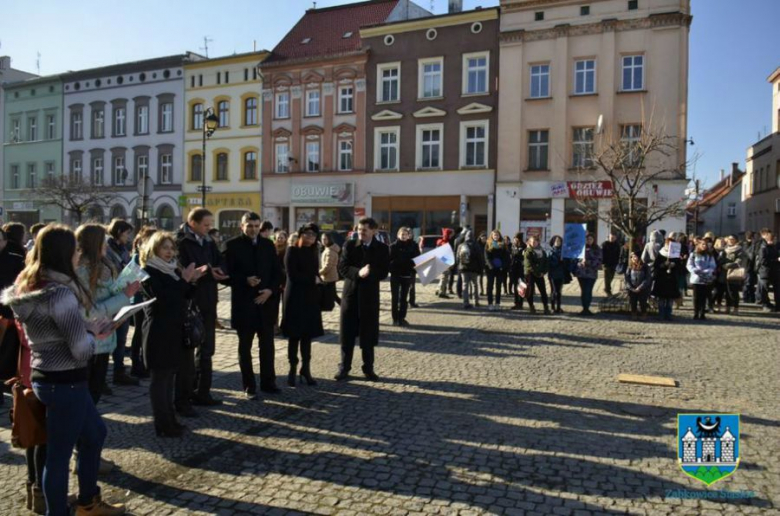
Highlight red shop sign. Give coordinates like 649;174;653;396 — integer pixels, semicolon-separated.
568;181;613;199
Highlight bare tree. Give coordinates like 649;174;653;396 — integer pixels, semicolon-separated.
32;175;119;225
572;121;691;241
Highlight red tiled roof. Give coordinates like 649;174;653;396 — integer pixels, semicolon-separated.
686;171;745;212
263;0;399;65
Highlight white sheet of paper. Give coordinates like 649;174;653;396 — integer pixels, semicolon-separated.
416;258;452;286
113;297;156;323
668;242;681;259
413;244;455;268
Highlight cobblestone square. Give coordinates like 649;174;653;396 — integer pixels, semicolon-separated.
1;280;778;515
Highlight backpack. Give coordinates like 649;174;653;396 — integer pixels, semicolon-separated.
458;243;472;266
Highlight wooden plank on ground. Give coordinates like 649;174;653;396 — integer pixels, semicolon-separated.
617;373;678;387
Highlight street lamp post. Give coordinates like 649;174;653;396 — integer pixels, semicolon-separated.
201;107;219;207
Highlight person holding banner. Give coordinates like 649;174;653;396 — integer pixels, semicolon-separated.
336;217;390;382
574;233;602;316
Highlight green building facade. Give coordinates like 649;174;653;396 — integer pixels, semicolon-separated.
3;76;63;225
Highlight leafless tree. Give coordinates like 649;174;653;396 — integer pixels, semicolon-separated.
32;175;119;225
572;119;692;241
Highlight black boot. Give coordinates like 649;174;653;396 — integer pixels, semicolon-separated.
287;362;297;387
300;364;317;386
299;339;316;386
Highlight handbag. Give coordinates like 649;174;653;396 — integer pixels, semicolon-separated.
517;279;528;299
727;267;746;283
0;317;21;382
4;332;47;449
183;300;205;350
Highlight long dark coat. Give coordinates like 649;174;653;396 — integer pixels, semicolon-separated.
140;266;190;370
223;234;281;333
283;245;324;339
175;224;224;317
651;252;682;299
338;238;390;349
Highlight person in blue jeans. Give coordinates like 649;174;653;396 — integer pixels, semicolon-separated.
574;233;603;316
2;224;126;516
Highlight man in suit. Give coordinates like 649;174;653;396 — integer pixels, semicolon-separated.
176;208;228;410
224;212;282;398
336;217;390;381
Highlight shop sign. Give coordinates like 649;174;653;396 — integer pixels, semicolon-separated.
354;207;366;217
551;181;613;199
12;201;34;210
187;195;257;209
291;183;354;205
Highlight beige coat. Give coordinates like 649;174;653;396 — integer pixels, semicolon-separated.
319;244;341;283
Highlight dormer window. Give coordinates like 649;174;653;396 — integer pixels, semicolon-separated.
343;31;353;38
301;38;312;44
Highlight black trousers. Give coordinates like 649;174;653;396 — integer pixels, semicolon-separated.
238;326;276;393
525;274;549;309
759;277;780;309
149;368;176;428
725;282;741;308
486;269;506;305
340;339;375;373
509;271;524;308
26;444;46;486
390;276;413;322
175;347;196;409
130;310;146;375
629;291;649;314
87;353;109;405
288;337;312;371
549;278;563;311
194;312;216;398
693;284;709;318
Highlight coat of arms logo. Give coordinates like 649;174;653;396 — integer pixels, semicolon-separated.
678;413;740;486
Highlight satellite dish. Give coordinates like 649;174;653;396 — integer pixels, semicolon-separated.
596;114;604;135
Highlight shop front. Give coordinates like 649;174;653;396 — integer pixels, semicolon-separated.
183;192;262;240
371;196;462;240
289;182;356;233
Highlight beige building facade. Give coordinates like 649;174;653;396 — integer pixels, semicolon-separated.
742;67;780;234
497;0;691;242
183;51;267;239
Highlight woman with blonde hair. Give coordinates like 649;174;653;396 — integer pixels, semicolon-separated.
139;231;201;436
75;223;140;405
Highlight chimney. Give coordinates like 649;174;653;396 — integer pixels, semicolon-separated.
0;56;11;70
719;169;725;182
730;162;740;186
449;0;463;14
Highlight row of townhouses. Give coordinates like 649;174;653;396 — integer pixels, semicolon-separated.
1;0;693;241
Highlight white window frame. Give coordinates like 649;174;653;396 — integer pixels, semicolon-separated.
93;157;104;186
45;161;55;179
462;51;489;95
621;54;644;91
374;127;400;171
572;127;595;168
72;112;83;140
377;62;401;103
217;100;229;128
11;165;20;189
275;92;290;119
28;116;38;141
338;140;353;171
11;118;21;141
216;153;229;181
416;123;444;170
46;114;56;140
459;120;489;168
114;108;126;136
530;63;550;98
137;155;149;184
305;90;321;117
574;59;597;95
275;142;290;173
243;151;257;179
528;130;549;170
620;124;643;166
305;140;321;172
192;103;204;130
245;97;258;126
161;102;173;132
71;158;82;180
27;163;37;188
338;86;354;113
137;105;149;134
92;109;104;138
114;156;125;185
418;57;444;99
727;202;737;217
161;154;173;184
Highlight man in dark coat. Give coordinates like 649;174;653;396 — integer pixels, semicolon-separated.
756;228;780;312
743;231;757;303
176;208;228;407
336;217;390;381
224;212;282;398
601;233;621;296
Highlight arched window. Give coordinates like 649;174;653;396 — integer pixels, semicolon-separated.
217;100;229;128
156;204;175;231
191;154;202;182
192;103;203;130
216;153;228;180
243;151;257;180
244;97;258;126
86;205;104;223
110;204;127;220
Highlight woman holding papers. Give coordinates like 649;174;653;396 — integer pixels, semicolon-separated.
75;224;140;406
140;232;201;437
2;224;127;516
652;235;683;321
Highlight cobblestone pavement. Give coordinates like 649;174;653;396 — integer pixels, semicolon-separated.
1;278;779;515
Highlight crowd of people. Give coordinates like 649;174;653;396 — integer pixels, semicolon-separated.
0;213;779;515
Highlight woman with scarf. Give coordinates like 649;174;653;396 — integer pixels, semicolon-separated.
574;233;602;316
547;236;567;313
483;230;510;311
523;235;550;314
687;239;717;320
651;235;682;321
719;235;747;315
140;232;202;437
2;225;126;516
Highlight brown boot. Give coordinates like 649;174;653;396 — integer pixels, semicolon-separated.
75;494;126;516
31;486;45;515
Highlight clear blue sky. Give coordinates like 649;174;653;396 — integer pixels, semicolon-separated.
2;0;778;188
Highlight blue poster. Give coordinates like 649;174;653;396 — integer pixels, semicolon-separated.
562;223;587;260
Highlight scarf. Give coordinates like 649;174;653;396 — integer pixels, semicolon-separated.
41;269;90;307
146;256;180;281
725;244;742;255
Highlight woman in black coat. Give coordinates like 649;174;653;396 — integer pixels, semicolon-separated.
141;232;200;437
651;236;682;321
283;224;324;387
